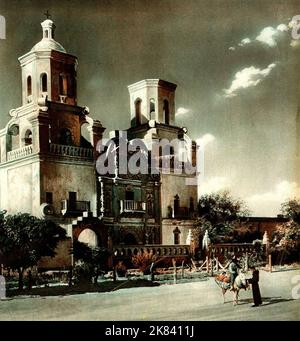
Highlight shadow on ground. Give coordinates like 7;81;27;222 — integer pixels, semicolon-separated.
237;296;294;306
6;279;160;299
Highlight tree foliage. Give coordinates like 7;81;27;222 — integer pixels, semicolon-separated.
272;199;300;263
131;251;156;274
0;213;66;289
72;239;110;284
196;191;250;243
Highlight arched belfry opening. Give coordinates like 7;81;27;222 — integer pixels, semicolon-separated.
150;98;155;119
41;73;47;93
59;128;73;146
135;98;142;126
163;99;170;125
27;76;32;99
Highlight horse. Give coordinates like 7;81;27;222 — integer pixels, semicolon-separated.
215;272;249;305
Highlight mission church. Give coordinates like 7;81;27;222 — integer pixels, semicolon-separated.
0;18;199;268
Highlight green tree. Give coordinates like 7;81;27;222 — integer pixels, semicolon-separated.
272;199;300;264
196;191;250;244
0;213;66;290
73;240;110;284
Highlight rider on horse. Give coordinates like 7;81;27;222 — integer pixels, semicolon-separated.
228;255;240;291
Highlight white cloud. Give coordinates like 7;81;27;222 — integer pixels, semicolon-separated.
229;46;235;51
255;27;278;47
238;38;251;46
196;133;216;147
199;176;230;195
224;63;276;98
175;107;190;116
246;181;300;216
230;23;290;50
277;24;288;32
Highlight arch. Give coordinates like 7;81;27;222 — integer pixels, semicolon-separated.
135;98;142;126
24;129;32;146
123;233;137;245
174;194;180;217
59;128;73;146
80;122;92;147
173;226;181;245
78;228;98;248
163;99;170;125
40;73;47;93
27;76;32;99
7;124;20;151
150;98;155;119
59;74;68;96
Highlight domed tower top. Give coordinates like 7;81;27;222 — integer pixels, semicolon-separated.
31;18;66;53
18;16;77;106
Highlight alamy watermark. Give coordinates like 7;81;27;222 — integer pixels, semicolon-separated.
96;132;204;186
0;15;6;40
291;275;300;299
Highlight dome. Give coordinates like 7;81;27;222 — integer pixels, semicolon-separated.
31;39;66;53
31;19;66;53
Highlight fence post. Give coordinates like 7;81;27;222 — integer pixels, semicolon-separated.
268;254;272;273
181;260;185;279
172;258;177;284
206;255;209;274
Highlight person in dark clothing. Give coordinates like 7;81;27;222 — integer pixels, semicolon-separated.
248;266;262;307
229;256;240;291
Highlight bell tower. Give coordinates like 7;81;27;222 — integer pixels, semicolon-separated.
128;79;177;127
19;18;77;106
0;17;105;219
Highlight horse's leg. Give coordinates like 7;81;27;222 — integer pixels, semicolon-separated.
233;290;238;306
222;289;226;304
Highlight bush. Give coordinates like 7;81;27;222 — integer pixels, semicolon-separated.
131;251;156;274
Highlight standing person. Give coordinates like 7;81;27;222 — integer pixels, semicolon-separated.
248;266;262;307
229;255;239;291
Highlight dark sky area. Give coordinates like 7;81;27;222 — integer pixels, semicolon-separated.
1;0;300;216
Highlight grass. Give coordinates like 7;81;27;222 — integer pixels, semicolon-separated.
7;279;160;298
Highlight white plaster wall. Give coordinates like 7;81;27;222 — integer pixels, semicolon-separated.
161;173;197;218
41;161;97;215
161;219;194;245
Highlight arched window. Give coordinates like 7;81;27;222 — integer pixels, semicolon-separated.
174;194;180;217
123;233;137;245
27;76;32;97
24;129;32;146
150;98;155;119
78;228;98;248
7;124;20;152
59;74;68;95
173;227;181;245
135;98;142;126
59;128;73;146
41;73;47;92
163;99;170;125
45;30;49;38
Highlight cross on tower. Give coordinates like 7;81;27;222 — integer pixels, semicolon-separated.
44;10;51;19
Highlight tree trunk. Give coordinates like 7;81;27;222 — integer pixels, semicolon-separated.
279;250;285;266
28;270;32;290
18;268;24;290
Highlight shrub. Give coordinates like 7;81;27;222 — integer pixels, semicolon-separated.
131;251;156;274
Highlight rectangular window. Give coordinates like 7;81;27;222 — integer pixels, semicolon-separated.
68;192;77;211
45;192;53;204
125;190;134;201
